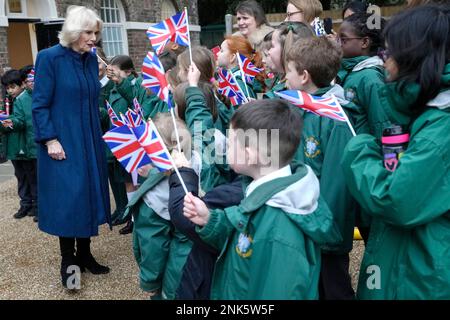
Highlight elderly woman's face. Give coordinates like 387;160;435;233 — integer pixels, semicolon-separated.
73;25;99;54
237;12;258;38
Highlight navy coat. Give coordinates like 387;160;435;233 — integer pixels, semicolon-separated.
32;44;111;238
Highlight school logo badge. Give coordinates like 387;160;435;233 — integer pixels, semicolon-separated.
304;137;321;158
345;88;356;102
236;233;253;258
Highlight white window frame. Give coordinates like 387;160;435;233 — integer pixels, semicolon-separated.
100;0;129;58
6;0;27;18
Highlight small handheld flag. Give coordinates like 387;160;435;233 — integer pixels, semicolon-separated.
106;100;125;128
276;90;356;136
103;125;152;173
146;11;189;55
236;53;263;84
142;51;172;109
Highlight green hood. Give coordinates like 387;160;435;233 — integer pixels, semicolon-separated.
240;164;341;245
380;63;450;124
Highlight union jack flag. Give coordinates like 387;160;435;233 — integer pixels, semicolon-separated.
216;68;247;106
142;51;172;109
125;108;143;128
27;68;35;82
103;125;152;173
236;53;263;84
133;98;144;118
0;111;8;121
275;90;347;122
146;11;189;55
132;122;173;172
106;100;125;127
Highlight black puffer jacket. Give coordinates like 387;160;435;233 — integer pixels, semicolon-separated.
169;167;243;299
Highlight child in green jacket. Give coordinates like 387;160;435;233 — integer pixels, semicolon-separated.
263;22;314;99
216;35;260;105
1;69;37;220
336;12;389;138
342;4;450;300
184;99;341;299
128;113;198;299
285;37;358;300
177;46;233;135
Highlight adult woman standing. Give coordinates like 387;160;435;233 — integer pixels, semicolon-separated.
234;0;273;49
32;6;111;289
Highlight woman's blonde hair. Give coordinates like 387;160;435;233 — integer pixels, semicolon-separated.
288;0;323;23
59;5;103;47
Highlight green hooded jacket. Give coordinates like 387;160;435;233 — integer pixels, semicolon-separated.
292;85;358;254
0;90;35;160
341;63;450;299
127;169;192;298
337;56;390;138
198;164;342;299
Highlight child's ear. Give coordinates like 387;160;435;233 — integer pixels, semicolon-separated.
230;53;237;65
245;146;259;166
301;70;311;86
361;37;370;50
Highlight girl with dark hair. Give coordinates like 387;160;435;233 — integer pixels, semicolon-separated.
337;12;389;138
234;0;273;49
342;4;450;299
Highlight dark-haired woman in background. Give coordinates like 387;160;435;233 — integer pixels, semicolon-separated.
234;0;273;49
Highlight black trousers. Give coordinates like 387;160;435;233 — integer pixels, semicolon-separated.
11;159;37;208
319;252;355;300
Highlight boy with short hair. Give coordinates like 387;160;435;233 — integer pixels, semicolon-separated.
286;36;359;299
1;69;37;220
183;99;341;300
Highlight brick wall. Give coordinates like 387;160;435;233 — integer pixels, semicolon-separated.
0;27;9;74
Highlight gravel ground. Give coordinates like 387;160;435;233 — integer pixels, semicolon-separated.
0;177;365;299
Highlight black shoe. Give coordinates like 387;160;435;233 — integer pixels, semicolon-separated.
61;255;81;289
27;206;37;217
119;220;133;235
13;206;31;219
33;215;38;223
77;253;110;275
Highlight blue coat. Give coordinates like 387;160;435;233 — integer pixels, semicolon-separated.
32;44;111;238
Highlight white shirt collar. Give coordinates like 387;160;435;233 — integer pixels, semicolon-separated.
245;165;292;197
100;75;109;88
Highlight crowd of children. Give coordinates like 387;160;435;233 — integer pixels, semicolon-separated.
1;1;449;299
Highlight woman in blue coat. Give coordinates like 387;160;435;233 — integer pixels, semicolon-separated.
32;5;111;289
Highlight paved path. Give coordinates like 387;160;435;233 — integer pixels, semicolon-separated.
0;161;14;184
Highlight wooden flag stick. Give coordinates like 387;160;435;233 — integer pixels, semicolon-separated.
170;107;182;153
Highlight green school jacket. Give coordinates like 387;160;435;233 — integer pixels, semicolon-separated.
116;75;168;120
199;164;342;300
292;85;357;254
0;92;34;160
341;64;450;299
127;169;192;298
185;86;232;191
262;77;287;99
337;56;390;139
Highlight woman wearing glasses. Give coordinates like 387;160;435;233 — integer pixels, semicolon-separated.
285;0;323;25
